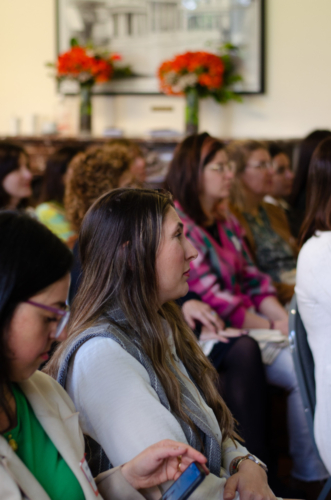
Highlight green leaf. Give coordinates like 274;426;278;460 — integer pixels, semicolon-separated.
70;38;79;47
113;65;134;79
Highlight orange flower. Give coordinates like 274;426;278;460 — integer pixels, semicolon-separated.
157;51;225;95
57;46;116;83
110;53;122;61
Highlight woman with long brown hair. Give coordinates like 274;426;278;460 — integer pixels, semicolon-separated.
296;136;331;474
46;188;274;500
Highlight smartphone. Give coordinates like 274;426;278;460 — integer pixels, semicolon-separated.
161;462;206;500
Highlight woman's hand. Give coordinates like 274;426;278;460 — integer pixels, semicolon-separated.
200;326;248;344
182;300;225;332
121;439;209;491
223;459;276;500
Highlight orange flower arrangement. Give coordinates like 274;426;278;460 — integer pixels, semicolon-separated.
56;45;121;84
158;46;242;103
47;42;129;134
159;51;224;95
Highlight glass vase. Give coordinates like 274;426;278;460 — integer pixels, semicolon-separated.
79;82;93;136
185;87;199;135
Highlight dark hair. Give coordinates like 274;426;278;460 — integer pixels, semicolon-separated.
46;188;237;443
268;143;285;159
289;130;331;207
0;142;30;208
40;145;84;204
299;137;331;245
0;211;73;430
165;133;225;225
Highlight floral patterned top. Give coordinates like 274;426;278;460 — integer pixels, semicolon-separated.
35;201;76;247
242;206;296;283
175;201;276;328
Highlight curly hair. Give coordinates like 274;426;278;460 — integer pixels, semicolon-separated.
64;143;133;231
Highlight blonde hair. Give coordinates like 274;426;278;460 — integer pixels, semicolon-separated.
227;139;268;210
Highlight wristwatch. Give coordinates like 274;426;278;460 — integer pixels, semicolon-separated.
229;454;268;476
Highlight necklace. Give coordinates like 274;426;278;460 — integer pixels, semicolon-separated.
6;433;18;451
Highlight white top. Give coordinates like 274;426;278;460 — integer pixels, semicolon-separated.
66;324;248;499
295;230;331;474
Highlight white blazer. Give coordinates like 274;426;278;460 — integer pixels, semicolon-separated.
296;230;331;474
0;371;144;500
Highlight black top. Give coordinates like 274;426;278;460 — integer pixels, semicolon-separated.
205;222;222;246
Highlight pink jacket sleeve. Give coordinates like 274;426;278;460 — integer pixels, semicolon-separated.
183;217;275;328
186;225;249;328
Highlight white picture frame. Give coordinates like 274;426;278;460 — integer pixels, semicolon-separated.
56;0;265;94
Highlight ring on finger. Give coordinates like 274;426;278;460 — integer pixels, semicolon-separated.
177;455;182;472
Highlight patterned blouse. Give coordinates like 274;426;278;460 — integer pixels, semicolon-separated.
35;201;76;246
242;206;296;282
175;202;276;328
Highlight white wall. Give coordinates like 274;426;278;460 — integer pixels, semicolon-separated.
1;0;331;138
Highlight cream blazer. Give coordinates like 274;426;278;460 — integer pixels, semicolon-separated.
0;371;144;500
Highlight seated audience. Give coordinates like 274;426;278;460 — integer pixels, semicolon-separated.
296;136;331;475
64;143;139;300
228;140;297;304
165;132;328;486
46;188;276;500
288;129;331;237
265;144;294;214
0;143;32;210
0;210;207;500
35;145;84;247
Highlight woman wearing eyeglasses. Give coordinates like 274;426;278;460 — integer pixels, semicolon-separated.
165;133;328;491
227;140;298;306
0;211;209;500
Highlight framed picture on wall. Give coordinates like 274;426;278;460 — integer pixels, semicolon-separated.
56;0;265;95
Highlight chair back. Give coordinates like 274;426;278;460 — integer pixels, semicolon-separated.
289;295;331;499
289;295;317;448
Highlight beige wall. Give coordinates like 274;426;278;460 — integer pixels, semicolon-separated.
1;0;331;138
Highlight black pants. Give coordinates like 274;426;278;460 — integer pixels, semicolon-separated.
209;336;268;463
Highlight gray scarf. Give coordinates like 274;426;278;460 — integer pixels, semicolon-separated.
57;307;222;477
